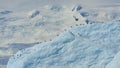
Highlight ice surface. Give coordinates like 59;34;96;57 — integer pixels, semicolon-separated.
72;5;82;12
0;4;120;68
106;52;120;68
0;10;12;15
50;5;63;12
80;12;89;17
76;5;82;11
28;10;40;18
7;22;120;68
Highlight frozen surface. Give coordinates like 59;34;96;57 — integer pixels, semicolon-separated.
106;52;120;68
0;1;120;67
0;5;120;46
7;22;120;68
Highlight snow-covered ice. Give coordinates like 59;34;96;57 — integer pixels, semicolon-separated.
106;52;120;68
7;21;120;68
0;0;120;67
28;10;40;18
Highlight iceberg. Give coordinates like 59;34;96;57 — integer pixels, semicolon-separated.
7;21;120;68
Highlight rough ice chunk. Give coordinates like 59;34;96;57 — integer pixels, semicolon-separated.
7;22;120;68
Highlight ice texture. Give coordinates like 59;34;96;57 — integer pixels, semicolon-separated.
7;22;120;68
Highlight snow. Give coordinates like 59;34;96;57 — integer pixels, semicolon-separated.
50;5;63;12
106;52;120;68
0;5;86;45
0;5;120;46
0;1;120;68
7;21;120;68
28;10;40;18
0;0;120;11
0;10;12;15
